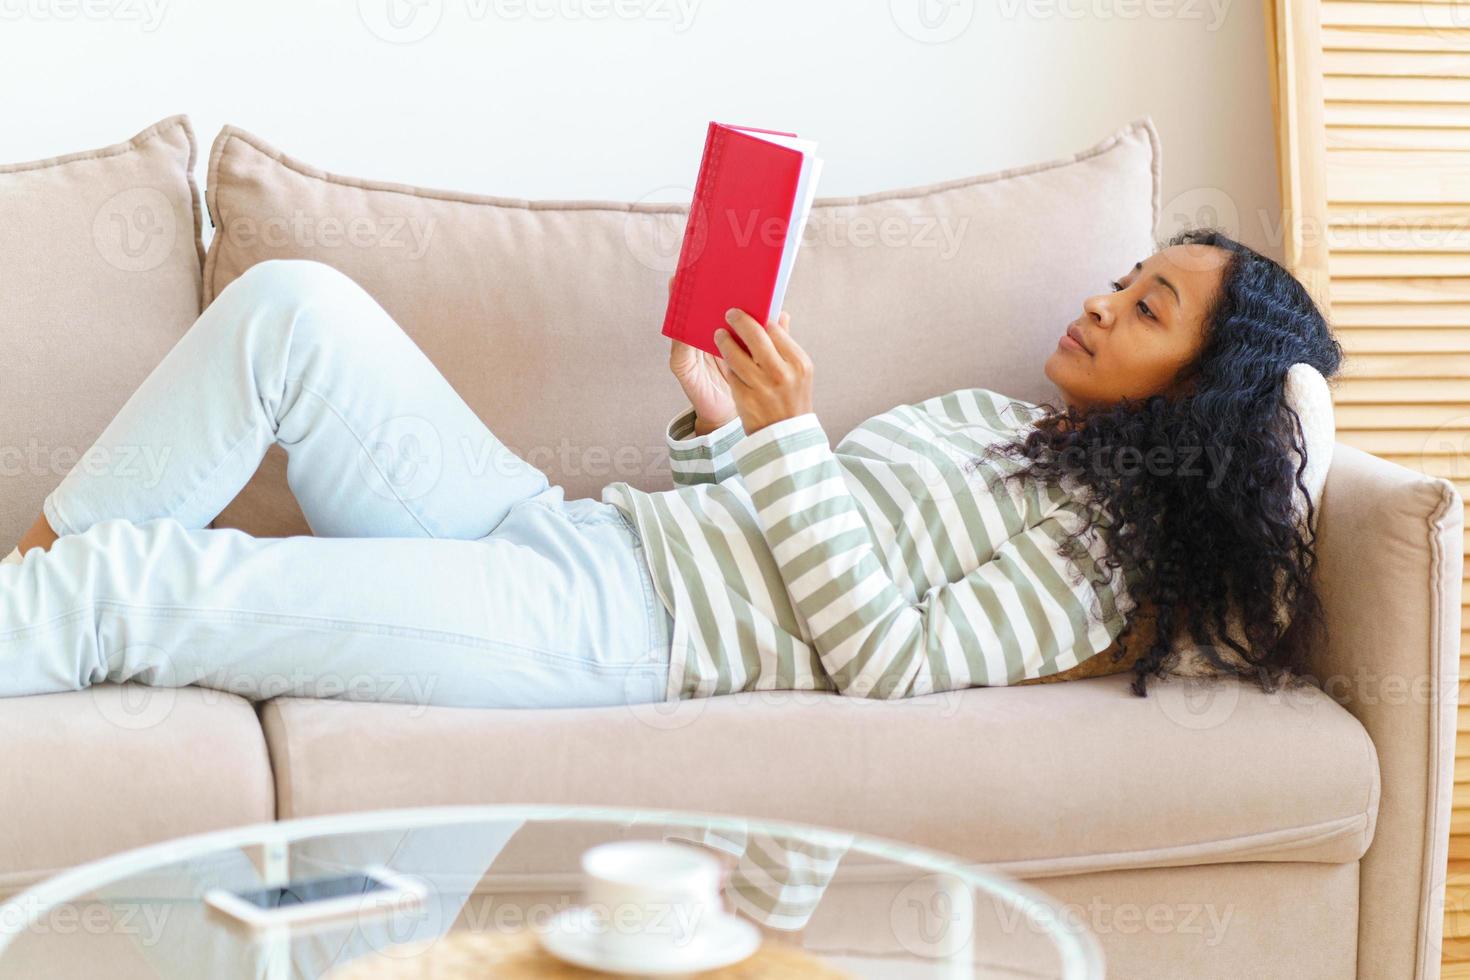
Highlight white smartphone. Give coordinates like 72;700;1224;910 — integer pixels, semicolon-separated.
204;865;426;931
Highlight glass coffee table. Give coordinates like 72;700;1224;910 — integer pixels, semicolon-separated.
0;805;1102;978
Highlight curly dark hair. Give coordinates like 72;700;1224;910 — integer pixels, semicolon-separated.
981;228;1343;697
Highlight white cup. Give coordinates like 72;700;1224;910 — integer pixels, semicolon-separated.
580;841;722;957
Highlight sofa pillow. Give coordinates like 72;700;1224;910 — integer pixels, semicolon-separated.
1285;362;1335;528
202;120;1160;537
0;117;204;546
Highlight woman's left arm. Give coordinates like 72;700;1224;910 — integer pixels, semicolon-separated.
665;408;745;487
716;311;1133;697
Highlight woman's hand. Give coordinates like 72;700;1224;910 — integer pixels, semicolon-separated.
713;308;814;435
667;278;737;436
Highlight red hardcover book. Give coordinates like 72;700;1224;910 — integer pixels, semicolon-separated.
662;122;823;357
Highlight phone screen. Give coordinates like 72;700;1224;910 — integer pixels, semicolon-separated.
229;873;392;910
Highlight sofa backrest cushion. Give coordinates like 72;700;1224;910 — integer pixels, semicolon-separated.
203;121;1160;536
0;116;204;545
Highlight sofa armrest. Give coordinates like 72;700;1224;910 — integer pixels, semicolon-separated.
1309;443;1462;980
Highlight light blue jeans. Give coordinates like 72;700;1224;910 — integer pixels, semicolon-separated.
6;259;673;709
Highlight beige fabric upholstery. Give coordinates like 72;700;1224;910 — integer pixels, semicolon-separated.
1034;860;1361;980
200;119;1159;536
783;859;1360;979
260;669;1377;876
0;116;204;546
1307;444;1462;980
0;685;275;898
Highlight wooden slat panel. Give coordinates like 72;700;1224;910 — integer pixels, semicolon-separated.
1272;0;1334;309
1335;377;1470;401
1331;277;1470;302
1333;252;1470;274
1330;203;1470;226
1339;328;1470;351
1327;149;1470;203
1342;351;1470;374
1449;900;1470;944
1324;2;1470;30
1326;48;1470;75
1332;232;1470;253
1326;74;1470;102
1342;429;1470;454
1330;126;1470;150
1450;919;1470;946
1447;934;1470;960
1324;25;1470;52
1326;101;1470;127
1330;226;1470;250
1330;302;1470;326
1338;403;1470;425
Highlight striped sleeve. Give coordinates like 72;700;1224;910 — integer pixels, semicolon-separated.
731;413;1132;697
663;824;850;931
666;407;746;487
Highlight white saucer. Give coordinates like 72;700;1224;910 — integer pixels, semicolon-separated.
538;905;761;976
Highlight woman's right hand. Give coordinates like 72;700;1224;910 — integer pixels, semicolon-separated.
666;277;737;435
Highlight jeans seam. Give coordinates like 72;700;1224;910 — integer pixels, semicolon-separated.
293;377;437;537
632;536;660;654
619;515;670;680
89;599;646;676
0;605;93;641
521;498;624;527
172;420;264;530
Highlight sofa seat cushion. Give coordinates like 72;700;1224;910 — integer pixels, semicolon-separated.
260;672;1378;879
0;685;275;896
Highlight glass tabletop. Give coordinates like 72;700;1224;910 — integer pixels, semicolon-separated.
0;805;1102;978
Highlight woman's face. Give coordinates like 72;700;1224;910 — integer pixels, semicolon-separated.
1044;243;1229;412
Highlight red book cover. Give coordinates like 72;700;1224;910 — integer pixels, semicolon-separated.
662;122;820;357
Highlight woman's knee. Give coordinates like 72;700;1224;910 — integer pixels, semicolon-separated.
213;259;386;354
228;259;369;309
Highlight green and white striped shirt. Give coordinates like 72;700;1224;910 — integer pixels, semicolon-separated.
664;823;851;932
601;388;1134;702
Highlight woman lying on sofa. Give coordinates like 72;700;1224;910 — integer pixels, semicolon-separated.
1;227;1340;708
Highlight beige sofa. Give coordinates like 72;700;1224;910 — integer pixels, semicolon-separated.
0;116;1461;979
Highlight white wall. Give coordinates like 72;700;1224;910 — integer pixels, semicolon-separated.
0;0;1283;258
